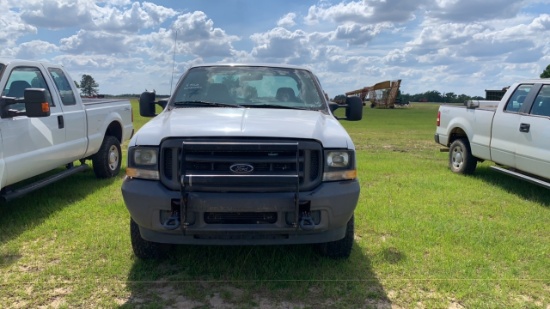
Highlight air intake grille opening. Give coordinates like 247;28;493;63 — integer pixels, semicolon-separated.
204;212;277;224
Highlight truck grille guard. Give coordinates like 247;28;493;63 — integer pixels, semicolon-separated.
158;138;323;232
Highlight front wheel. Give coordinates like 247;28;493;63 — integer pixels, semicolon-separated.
315;215;354;259
449;138;477;174
92;135;121;178
130;218;171;260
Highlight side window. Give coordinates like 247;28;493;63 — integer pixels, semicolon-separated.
505;84;533;113
530;85;550;117
1;67;53;113
48;68;77;106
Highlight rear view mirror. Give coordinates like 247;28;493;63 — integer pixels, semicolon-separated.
345;96;363;121
330;97;363;121
139;91;156;117
24;88;51;117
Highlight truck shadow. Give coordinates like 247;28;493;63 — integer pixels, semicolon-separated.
122;243;391;308
0;167;119;268
474;167;550;207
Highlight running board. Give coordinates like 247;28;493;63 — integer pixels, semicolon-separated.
1;164;89;202
490;166;550;190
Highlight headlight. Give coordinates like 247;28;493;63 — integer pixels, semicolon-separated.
327;151;349;167
323;150;357;181
134;148;158;165
126;146;160;180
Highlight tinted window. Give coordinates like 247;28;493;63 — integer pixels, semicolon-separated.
530;85;550;117
504;84;533;113
49;68;77;106
173;66;325;110
1;66;53;113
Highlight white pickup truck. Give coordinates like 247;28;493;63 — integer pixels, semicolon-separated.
0;58;134;201
435;79;550;189
122;64;363;259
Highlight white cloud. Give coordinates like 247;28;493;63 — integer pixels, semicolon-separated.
20;0;94;29
59;30;129;54
427;0;524;22
2;0;550;97
277;13;297;28
305;0;420;25
250;27;311;62
172;11;239;58
0;1;36;45
15;40;59;59
332;22;393;45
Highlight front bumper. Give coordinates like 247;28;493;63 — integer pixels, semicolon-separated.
121;178;360;245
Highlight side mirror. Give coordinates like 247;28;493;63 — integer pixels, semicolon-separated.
139;91;156;117
344;96;363;121
25;88;51;118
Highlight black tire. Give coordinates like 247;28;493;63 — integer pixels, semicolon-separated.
315;215;354;259
130;218;171;260
92;135;121;178
345;97;363;121
449;138;477;174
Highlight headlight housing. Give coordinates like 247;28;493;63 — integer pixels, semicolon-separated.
126;146;160;180
323;150;357;181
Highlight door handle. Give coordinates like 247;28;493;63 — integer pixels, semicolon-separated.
519;123;530;133
57;115;64;129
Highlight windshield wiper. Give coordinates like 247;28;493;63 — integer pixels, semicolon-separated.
241;104;310;110
173;100;242;108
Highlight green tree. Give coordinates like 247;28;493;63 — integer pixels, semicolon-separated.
540;64;550;78
445;92;457;103
80;74;99;97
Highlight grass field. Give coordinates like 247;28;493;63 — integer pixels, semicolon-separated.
0;102;548;308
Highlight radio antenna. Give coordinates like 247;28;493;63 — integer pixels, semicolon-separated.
169;29;178;95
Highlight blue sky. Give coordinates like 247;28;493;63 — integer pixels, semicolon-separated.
2;0;550;97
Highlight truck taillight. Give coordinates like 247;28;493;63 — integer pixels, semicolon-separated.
436;111;441;126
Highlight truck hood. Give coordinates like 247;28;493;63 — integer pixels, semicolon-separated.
131;107;353;149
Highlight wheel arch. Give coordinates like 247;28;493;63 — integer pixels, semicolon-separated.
448;127;468;146
105;120;123;143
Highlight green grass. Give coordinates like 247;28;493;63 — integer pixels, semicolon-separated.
0;102;548;308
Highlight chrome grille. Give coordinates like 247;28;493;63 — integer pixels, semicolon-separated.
160;138;322;192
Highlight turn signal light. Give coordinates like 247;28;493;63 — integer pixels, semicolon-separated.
41;102;50;113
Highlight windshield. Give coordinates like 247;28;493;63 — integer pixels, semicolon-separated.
172;66;326;110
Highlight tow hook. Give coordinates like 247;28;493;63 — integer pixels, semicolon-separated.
299;212;315;230
162;211;181;230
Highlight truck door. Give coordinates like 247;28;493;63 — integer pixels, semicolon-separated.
0;65;67;186
47;67;87;161
514;84;550;179
490;84;535;168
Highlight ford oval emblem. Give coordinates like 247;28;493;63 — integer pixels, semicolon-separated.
230;163;254;174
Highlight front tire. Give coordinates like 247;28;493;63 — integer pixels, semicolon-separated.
130;218;170;260
92;135;121;178
449;138;477;174
315;215;354;259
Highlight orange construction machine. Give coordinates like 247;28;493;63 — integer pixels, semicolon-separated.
346;79;402;108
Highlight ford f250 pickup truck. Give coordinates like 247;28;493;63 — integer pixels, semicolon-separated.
122;64;364;259
435;79;550;189
0;59;134;201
